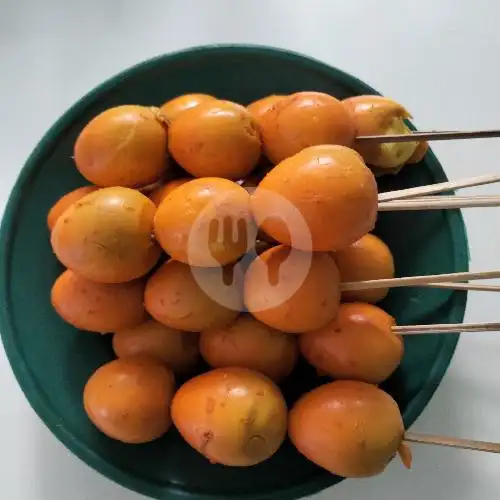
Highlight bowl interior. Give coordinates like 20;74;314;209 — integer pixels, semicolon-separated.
0;45;468;500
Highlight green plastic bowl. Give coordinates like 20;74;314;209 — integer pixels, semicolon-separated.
0;45;468;500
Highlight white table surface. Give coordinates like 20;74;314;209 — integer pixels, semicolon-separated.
2;1;500;498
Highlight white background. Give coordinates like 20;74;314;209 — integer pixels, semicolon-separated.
2;0;500;499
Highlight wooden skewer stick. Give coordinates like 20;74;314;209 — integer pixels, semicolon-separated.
404;432;500;453
387;195;500;203
340;270;500;291
357;129;500;144
422;282;500;292
378;196;500;211
393;322;500;335
378;174;500;202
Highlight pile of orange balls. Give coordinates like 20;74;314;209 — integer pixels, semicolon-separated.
48;91;425;478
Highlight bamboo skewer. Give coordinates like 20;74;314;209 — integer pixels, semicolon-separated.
393;322;500;335
378;174;500;202
385;195;500;203
404;432;500;453
358;129;500;144
422;282;500;292
340;270;500;291
378;196;500;211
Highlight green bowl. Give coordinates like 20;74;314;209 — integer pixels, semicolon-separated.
0;45;468;500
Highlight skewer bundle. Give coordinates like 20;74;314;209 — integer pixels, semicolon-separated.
45;89;500;478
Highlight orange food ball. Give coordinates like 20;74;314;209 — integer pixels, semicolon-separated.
160;93;216;122
144;260;242;332
51;187;161;283
407;140;429;164
335;233;395;303
168;100;261;179
342;95;418;170
47;186;98;231
288;381;407;478
51;270;146;333
154;178;255;267
244;245;340;334
259;91;356;164
74;105;168;187
251;145;378;251
171;367;288;466
299;302;403;384
149;178;191;206
247;95;285;122
84;357;175;444
200;315;298;382
113;319;200;374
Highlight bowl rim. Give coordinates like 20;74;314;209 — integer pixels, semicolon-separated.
0;43;469;500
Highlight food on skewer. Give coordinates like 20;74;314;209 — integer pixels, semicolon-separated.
168;100;261;179
288;381;410;478
247;95;285;122
144;260;242;332
84;357;175;444
251;145;378;251
51;270;147;333
51;187;161;283
244;245;340;333
47;186;98;231
335;233;395;303
113;320;200;374
74;105;169;188
342;95;418;172
171;367;288;466
148;178;191;206
259;91;356;164
160;93;216;123
299;303;403;384
407;140;429;164
44;85;500;469
154;177;256;266
200;315;298;382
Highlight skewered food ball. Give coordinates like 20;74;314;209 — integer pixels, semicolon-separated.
84;357;175;444
168;100;261;179
251;145;378;251
247;95;285;122
160;93;216;122
335;233;395;303
113;319;200;374
200;315;298;382
144;260;242;332
74;105;168;187
288;380;409;478
47;186;98;231
299;302;403;384
171;367;288;466
149;178;191;206
342;95;418;171
51;187;161;283
244;245;340;333
259;91;356;164
51;270;146;333
154;178;256;267
407;140;429;164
